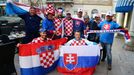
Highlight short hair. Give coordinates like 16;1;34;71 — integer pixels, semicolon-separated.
30;7;36;10
74;30;81;34
83;15;89;19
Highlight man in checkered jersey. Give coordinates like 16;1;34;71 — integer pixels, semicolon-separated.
30;28;51;43
65;31;96;46
17;28;51;47
62;12;86;41
54;8;65;39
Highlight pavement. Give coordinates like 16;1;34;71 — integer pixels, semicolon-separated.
14;38;134;75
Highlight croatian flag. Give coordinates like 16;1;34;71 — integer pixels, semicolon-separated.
5;0;45;18
19;38;67;75
57;46;100;75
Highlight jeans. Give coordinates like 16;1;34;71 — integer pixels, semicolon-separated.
101;42;112;65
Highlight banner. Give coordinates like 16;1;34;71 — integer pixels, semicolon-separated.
19;38;67;75
87;29;130;43
57;45;100;75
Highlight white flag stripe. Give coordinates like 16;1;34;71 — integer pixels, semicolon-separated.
19;50;59;68
19;55;40;68
60;46;100;56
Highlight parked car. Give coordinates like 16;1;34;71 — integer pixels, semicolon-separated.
0;15;25;35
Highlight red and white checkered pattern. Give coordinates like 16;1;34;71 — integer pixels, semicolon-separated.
71;39;86;46
31;37;44;43
54;18;62;36
45;4;55;15
39;51;55;68
63;19;73;36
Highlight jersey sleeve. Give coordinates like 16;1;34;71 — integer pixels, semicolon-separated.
114;22;120;29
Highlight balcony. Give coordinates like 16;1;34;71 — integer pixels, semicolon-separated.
46;0;74;3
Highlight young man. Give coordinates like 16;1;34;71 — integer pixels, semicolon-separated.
62;12;86;41
98;11;121;70
66;31;95;46
19;7;42;44
17;28;50;47
62;12;74;41
90;14;101;43
83;15;99;42
42;10;56;40
73;8;84;21
31;28;50;43
54;8;65;39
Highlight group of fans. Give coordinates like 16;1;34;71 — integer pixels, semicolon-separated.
17;5;123;71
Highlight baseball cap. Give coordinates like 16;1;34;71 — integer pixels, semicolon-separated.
106;11;113;16
93;13;100;18
77;8;83;12
39;28;47;32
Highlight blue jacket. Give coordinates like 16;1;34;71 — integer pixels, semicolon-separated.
73;19;86;36
19;13;42;35
42;18;55;31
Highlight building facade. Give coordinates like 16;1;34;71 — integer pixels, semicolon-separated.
19;0;113;17
115;0;134;31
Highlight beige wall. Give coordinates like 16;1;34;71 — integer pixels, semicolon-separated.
19;0;113;17
71;5;112;16
74;0;112;6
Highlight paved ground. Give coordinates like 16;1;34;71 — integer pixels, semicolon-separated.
14;38;134;75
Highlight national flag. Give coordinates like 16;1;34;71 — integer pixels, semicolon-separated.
19;38;67;75
57;45;100;75
5;0;45;18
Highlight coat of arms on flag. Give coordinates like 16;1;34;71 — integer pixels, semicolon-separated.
37;45;55;68
64;53;78;70
57;46;100;75
18;38;67;75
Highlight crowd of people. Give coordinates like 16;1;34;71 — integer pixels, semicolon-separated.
17;6;123;71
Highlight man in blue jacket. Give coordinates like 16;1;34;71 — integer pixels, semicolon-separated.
19;7;42;43
99;11;121;70
42;10;56;39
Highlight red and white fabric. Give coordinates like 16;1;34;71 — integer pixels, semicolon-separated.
70;39;86;46
45;4;55;15
54;18;62;36
39;51;55;68
63;18;73;36
31;37;44;43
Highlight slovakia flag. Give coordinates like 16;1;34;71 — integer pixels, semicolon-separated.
19;38;67;75
57;46;100;75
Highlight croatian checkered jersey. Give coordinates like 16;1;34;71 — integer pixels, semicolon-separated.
65;38;96;46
